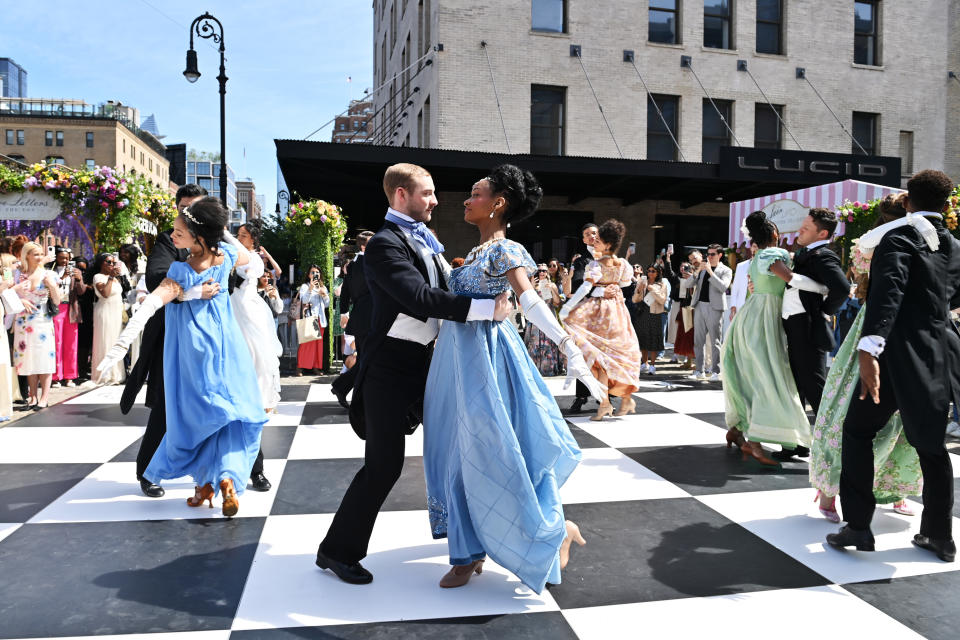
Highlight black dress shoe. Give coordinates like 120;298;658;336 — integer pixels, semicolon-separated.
249;472;272;492
569;397;588;413
332;388;350;410
826;525;875;552
912;534;956;562
315;548;373;584
772;445;810;461
138;478;165;498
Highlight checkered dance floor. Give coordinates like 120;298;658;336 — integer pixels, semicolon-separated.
0;373;958;639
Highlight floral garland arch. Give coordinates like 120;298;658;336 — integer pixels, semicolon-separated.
0;162;177;256
286;198;348;371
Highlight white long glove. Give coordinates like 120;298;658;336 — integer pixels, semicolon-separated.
222;228;247;254
789;274;829;298
96;294;163;375
520;289;607;403
558;280;592;323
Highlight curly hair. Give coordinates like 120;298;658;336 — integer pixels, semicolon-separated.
596;219;626;254
907;169;953;213
484;164;543;225
240;217;263;249
808;207;838;237
745;210;777;247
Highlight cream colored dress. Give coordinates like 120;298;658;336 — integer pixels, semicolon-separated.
92;273;126;385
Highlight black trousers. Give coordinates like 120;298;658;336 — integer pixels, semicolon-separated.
320;339;429;564
783;315;827;413
839;363;954;539
331;334;367;397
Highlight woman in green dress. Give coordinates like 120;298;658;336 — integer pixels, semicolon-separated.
722;211;828;465
809;196;921;521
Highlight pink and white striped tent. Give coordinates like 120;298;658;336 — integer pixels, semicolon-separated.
727;179;904;246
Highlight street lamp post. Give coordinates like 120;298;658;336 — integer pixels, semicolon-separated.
183;12;228;205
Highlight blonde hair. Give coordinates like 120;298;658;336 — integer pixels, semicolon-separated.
19;242;44;271
382;163;431;203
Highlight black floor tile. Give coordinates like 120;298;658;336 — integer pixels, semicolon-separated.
13;403;151;427
844;571;960;640
620;445;810;495
231;611;578;640
111;437;144;463
260;425;298;460
547;499;830;609
0;518;264;638
271;458;427;515
280;386;310;403
0;463;100;522
300;403;351;425
559;395;674;418
691;412;729;430
567;424;607;449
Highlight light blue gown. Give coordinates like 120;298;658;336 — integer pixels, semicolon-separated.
423;240;581;594
144;242;268;496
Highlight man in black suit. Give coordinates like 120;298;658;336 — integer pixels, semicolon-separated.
330;230;375;408
315;163;511;584
121;185;228;497
567;223;598;413
776;208;850;460
828;170;959;562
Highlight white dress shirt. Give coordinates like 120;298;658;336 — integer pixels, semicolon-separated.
782;239;829;319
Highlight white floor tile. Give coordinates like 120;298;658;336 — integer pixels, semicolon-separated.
232;510;558;630
560;448;688;504
697;488;960;585
568;412;724;448
0;523;22;544
288;422;424;459
64;384;145;405
28;460;286;523
562;584;923;640
0;426;144;463
637;389;727;414
5;632;231;640
266;401;306;427
307;383;351;404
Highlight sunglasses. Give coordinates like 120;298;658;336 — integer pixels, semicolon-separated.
707;253;719;257
646;269;658;273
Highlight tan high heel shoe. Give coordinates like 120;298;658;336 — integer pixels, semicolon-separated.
439;559;484;588
220;479;239;517
559;520;586;569
615;396;636;416
186;483;215;508
590;402;613;421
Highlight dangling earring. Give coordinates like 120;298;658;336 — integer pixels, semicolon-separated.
489;208;496;219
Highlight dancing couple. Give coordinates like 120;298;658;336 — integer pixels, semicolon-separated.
314;163;605;593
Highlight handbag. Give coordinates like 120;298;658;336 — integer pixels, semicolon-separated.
682;306;694;333
0;289;24;316
288;294;302;322
296;305;322;343
46;296;59;317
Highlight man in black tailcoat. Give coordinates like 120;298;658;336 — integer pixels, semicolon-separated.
567;223;598;413
330;230;375;408
828;170;959;562
315;163;511;584
776;208;850;460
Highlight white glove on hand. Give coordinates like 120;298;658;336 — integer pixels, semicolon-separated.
519;289;607;403
221;228;247;254
559;280;592;323
96;293;163;375
789;273;829;299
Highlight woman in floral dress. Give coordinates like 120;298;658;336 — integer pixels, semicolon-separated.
12;242;61;408
523;263;565;376
809;195;921;521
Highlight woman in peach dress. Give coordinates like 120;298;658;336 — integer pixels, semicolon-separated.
560;219;642;420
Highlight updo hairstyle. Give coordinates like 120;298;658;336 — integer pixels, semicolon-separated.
240;217;264;249
596;219;626;254
181;196;228;255
485;164;543;225
744;210;777;248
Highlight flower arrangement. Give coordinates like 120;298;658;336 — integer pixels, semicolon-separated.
0;162;175;255
944;185;960;232
850;238;871;275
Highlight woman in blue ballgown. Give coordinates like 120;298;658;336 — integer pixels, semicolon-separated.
96;197;268;517
423;165;606;593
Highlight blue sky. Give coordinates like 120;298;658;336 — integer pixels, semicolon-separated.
3;0;373;214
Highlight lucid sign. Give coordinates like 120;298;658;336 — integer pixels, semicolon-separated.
718;147;901;188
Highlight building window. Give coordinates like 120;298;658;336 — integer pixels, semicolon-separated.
85;132;94;148
532;0;565;33
198;161;211;175
131;145;136;159
702;98;733;162
531;85;565;155
45;156;65;165
420;0;431;55
85;159;96;170
851;111;878;155
898;131;913;177
140;152;144;164
16;130;24;145
754;103;783;149
199;177;212;190
649;0;680;44
7;155;24;162
149;158;153;171
647;94;680;161
854;1;879;65
4;130;11;145
45;131;53;146
756;0;782;54
704;0;733;49
55;131;64;147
